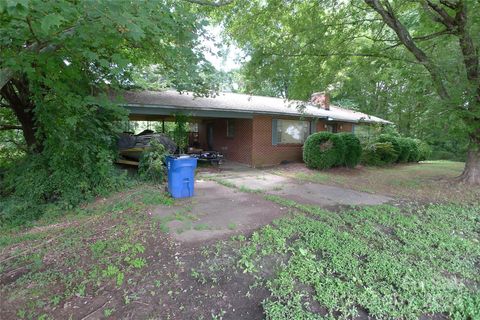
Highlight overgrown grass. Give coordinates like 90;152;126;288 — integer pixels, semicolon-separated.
274;161;480;203
0;185;173;319
201;200;480;319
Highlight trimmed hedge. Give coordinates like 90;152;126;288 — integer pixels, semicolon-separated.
303;132;346;169
361;134;428;166
361;142;398;166
338;133;362;168
303;130;428;169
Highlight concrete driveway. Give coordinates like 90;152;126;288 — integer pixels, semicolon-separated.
152;179;289;243
152;162;391;244
201;163;392;207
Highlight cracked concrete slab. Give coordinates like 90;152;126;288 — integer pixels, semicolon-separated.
152;163;391;244
152;179;289;243
204;169;392;207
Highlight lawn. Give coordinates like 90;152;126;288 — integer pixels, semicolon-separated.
1;162;479;319
272;161;480;203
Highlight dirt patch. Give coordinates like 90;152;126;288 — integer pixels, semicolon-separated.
1;214;268;320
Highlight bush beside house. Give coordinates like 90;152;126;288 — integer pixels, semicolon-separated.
304;130;430;170
361;135;427;166
361;142;399;166
138;140;170;184
303;132;359;169
338;133;362;168
303;132;346;169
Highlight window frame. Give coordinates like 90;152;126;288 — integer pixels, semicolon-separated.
272;118;311;145
226;119;235;138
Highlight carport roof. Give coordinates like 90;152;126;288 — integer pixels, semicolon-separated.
114;90;391;124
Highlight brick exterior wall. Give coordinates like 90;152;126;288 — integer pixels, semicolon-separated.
251;115;305;167
316;120;353;133
251;116;355;167
207;118;253;165
195;116;354;167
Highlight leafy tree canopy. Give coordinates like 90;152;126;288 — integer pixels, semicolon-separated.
216;0;480;183
0;0;218;223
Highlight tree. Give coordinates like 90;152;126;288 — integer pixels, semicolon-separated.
362;0;479;184
218;0;480;184
1;0;214;150
0;0;216;209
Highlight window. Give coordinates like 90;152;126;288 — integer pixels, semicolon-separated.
273;119;310;144
325;123;338;133
353;124;372;136
226;119;235;138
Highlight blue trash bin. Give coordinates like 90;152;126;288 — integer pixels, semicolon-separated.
166;155;197;198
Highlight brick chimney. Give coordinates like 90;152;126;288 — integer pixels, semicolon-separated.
311;92;330;110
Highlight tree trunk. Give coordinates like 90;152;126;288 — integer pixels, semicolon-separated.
11;103;39;151
0;79;42;153
459;135;480;185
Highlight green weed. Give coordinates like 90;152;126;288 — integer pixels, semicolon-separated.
225;200;480;319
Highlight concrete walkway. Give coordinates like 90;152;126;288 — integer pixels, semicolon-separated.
152;162;392;243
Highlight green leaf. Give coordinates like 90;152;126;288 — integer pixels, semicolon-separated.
40;13;65;33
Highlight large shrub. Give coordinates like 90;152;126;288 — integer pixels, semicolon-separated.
396;137;412;163
361;142;398;166
404;138;420;162
416;139;432;161
138;140;169;184
0;95;129;227
338;133;362;168
303;132;346;169
376;134;400;162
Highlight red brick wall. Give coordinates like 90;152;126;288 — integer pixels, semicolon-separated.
197;121;208;148
251;115;305;167
316;120;327;132
208;118;253;165
251;116;355;167
195;116;355;167
340;122;354;132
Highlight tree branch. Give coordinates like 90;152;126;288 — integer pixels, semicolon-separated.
0;69;15;92
364;0;450;101
423;0;457;29
26;16;42;45
0;26;76;91
266;50;420;64
384;29;452;50
183;0;233;6
453;1;479;102
0;125;23;131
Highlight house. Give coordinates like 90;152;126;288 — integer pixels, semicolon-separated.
115;90;390;167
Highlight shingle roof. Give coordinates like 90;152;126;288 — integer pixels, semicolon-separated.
115;90;391;124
